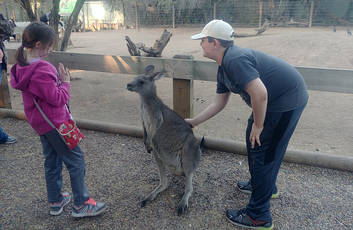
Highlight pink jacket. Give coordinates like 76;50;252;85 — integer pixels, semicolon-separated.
10;60;71;135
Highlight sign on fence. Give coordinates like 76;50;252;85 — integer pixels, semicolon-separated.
60;0;77;15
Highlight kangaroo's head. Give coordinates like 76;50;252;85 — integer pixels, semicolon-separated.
127;65;165;97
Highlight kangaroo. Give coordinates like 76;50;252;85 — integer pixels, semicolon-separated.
126;65;201;215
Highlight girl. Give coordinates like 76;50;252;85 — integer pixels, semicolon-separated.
10;22;106;217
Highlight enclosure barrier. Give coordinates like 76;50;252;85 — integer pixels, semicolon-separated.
2;49;353;172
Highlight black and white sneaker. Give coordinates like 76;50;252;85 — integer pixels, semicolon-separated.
226;209;274;230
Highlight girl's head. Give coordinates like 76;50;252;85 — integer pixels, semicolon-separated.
15;21;56;66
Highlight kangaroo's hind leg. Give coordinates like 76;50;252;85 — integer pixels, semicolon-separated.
141;155;169;207
177;171;194;216
177;139;200;215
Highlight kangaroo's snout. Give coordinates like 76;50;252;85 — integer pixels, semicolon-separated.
126;83;134;91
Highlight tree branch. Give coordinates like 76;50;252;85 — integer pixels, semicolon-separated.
60;0;86;51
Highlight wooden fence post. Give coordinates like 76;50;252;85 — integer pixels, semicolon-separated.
173;79;193;119
0;70;12;109
172;55;194;119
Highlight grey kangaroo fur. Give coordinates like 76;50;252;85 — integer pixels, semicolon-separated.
126;65;202;215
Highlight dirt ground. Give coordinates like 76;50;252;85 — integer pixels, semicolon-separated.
6;26;353;157
0;118;352;230
1;26;353;230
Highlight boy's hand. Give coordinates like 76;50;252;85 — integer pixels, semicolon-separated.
185;118;195;128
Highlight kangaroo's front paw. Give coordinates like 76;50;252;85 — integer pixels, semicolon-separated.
177;201;188;216
140;197;150;207
140;200;147;207
146;146;152;153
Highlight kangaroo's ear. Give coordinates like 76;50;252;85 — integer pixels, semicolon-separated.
144;65;155;75
150;71;167;81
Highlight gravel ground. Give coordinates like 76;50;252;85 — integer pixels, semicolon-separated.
0;118;352;230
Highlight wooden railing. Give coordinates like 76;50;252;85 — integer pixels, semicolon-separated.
2;49;353;118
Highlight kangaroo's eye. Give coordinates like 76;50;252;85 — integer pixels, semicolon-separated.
138;80;144;85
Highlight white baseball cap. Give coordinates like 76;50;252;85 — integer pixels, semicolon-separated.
191;19;235;41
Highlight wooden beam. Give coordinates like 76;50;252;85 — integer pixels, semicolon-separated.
296;67;353;94
6;49;353;94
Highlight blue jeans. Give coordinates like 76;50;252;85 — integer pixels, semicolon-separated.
0;65;9;143
40;129;90;206
245;103;307;223
0;125;9;143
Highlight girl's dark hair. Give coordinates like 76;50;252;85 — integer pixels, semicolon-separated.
15;21;56;66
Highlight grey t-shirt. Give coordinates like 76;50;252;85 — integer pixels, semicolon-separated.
217;46;309;112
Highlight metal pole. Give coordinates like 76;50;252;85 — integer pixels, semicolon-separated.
309;0;314;28
135;1;139;30
172;3;175;29
82;3;86;32
259;0;263;28
86;3;89;31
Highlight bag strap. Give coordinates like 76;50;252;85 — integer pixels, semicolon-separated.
33;98;56;129
33;98;74;146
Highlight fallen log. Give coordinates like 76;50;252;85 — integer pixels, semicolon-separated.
125;36;141;56
125;29;172;57
235;19;271;38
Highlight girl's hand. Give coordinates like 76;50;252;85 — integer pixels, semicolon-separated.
58;62;70;83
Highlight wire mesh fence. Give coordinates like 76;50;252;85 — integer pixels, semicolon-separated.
123;0;353;28
0;0;352;29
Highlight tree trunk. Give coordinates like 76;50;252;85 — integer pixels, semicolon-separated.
60;0;86;51
34;0;37;19
15;0;37;21
50;0;60;34
50;0;60;50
